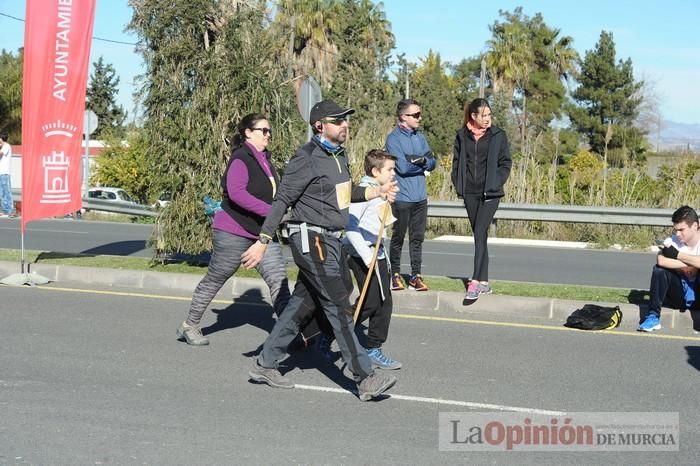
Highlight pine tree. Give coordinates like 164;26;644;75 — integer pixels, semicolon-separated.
86;56;127;138
411;51;461;156
569;31;645;160
452;55;482;113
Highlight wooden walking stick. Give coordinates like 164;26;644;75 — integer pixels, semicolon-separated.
353;201;391;323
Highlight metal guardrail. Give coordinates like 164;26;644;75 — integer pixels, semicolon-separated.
428;201;674;227
11;189;672;226
11;189;157;217
81;198;157;217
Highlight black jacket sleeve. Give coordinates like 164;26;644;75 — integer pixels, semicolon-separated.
497;133;512;187
451;131;461;192
259;152;311;238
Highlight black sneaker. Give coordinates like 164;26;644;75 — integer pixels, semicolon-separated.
248;360;294;389
357;372;397;401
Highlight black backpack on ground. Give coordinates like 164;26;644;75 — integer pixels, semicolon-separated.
564;304;623;330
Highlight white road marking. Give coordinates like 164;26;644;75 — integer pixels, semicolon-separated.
294;383;566;415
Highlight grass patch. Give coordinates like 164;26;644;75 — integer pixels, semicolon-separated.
407;274;643;304
0;248;287;278
77;211;155;223
0;248;645;305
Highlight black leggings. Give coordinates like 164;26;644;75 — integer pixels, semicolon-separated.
348;255;392;348
463;196;500;282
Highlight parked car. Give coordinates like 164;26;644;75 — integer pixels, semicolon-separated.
152;191;172;209
84;187;154;216
87;187;139;204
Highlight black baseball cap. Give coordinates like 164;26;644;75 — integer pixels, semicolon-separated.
309;99;355;125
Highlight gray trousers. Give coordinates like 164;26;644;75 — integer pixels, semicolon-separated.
259;230;374;380
186;229;290;325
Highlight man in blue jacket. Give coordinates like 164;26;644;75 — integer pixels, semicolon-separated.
385;99;436;291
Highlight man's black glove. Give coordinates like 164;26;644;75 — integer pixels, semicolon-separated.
408;154;426;165
661;245;680;259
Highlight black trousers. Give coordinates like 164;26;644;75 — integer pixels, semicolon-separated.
390;200;427;276
647;265;695;317
259;231;373;379
463;195;500;282
348;255;393;348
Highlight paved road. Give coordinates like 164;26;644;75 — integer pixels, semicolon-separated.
1;282;697;464
0;217;655;289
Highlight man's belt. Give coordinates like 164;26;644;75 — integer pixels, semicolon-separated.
287;222;343;253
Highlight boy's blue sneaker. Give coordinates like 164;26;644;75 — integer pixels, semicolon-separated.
367;347;402;370
638;314;661;332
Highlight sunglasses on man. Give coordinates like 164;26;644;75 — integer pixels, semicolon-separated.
321;116;348;125
250;127;272;136
403;112;421;119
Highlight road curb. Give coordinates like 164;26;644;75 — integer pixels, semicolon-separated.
1;260;697;333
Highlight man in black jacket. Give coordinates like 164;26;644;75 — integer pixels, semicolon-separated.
241;100;398;401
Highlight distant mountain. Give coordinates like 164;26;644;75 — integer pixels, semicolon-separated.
651;121;700;151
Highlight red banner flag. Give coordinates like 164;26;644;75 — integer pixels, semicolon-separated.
21;0;96;232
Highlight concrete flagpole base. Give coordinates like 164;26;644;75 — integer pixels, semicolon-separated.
1;272;51;286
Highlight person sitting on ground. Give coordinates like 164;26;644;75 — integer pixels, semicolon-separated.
639;205;700;332
342;149;401;370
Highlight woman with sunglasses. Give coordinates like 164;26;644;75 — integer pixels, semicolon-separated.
176;113;291;345
452;98;512;303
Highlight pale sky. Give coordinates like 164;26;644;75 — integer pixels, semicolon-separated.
2;0;699;124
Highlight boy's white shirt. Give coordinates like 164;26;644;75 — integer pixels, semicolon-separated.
344;176;395;266
667;233;700;281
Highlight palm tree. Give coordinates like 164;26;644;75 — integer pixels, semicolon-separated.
528;14;577;82
548;32;578;80
485;13;533;149
354;0;394;59
275;0;341;85
485;9;578;150
485;9;533;98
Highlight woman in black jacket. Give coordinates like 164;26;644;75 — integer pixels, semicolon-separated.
451;98;512;302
